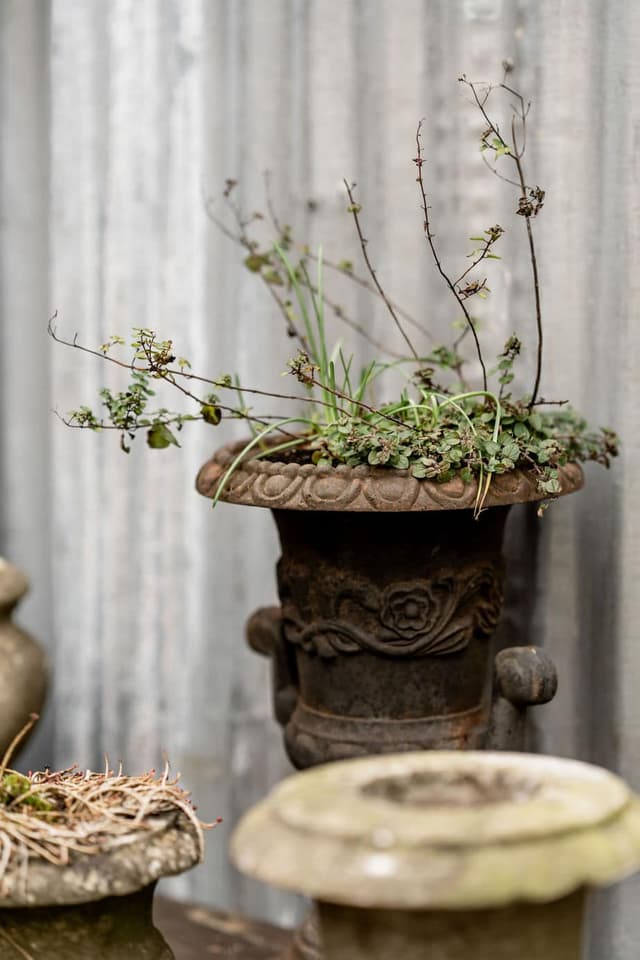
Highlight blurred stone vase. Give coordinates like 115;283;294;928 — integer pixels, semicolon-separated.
0;559;47;759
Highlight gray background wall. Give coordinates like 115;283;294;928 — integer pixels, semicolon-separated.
1;1;638;956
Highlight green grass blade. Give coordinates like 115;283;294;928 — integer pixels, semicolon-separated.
274;244;319;364
211;417;305;507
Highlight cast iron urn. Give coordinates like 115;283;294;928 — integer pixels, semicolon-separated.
197;443;580;766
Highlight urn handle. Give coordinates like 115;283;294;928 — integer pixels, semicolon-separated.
489;646;558;750
245;606;298;727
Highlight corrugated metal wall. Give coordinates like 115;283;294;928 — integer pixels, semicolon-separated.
1;1;639;954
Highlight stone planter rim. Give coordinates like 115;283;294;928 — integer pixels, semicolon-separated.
231;751;640;910
0;810;202;909
196;439;584;512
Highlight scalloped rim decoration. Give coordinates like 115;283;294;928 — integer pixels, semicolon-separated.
196;440;584;512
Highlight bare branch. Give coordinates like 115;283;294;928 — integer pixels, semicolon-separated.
204;186;418;358
305;250;434;342
481;153;522;188
413;122;488;391
47;320;408;435
343;179;420;360
203;191;311;354
453;227;503;290
260;171;433;345
459;76;544;404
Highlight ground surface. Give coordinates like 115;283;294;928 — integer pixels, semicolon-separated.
154;897;292;959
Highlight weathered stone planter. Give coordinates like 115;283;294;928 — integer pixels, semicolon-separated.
232;751;640;960
197;443;581;763
0;559;47;758
0;809;201;959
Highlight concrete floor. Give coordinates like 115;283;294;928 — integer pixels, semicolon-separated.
154;897;292;959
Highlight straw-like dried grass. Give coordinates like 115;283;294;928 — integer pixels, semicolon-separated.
0;717;218;896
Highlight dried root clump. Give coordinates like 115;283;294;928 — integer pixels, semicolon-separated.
0;718;218;896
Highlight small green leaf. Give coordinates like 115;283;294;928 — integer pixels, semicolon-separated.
1;773;52;811
147;423;180;449
540;477;561;495
244;253;270;272
528;413;543;432
492;137;511;157
201;404;222;426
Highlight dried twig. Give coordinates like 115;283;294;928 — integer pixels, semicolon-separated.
413;122;488;390
47;319;350;430
205;188;411;357
0;763;219;893
260;171;434;345
343;179;420;360
0;714;218;895
460;77;544;404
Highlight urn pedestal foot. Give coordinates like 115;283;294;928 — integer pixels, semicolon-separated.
283;910;320;960
0;886;173;960
0;790;204;960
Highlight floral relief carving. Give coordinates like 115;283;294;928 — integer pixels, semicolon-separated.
380;583;453;639
280;565;504;659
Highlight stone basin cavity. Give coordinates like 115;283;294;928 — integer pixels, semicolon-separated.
361;768;541;808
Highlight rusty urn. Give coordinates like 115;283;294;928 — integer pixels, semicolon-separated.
232;751;640;960
197;443;581;766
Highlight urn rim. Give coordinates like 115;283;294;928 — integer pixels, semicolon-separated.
196;440;584;512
